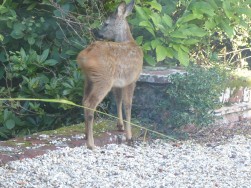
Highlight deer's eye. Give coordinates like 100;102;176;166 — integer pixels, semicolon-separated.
103;21;110;26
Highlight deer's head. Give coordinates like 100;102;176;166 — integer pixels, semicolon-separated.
97;0;135;42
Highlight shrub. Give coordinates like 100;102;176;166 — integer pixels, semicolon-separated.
129;0;251;66
161;65;229;129
0;0;104;139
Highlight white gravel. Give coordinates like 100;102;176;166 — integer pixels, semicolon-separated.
0;135;251;188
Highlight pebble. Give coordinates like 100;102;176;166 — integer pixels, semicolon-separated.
0;135;250;187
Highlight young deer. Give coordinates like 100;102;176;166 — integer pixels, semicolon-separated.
77;0;143;149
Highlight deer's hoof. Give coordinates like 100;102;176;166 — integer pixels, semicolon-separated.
84;134;88;140
117;123;125;132
126;138;134;146
87;144;95;150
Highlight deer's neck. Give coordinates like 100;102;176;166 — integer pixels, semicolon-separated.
115;23;134;42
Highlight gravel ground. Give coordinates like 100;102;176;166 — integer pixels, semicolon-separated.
0;135;250;188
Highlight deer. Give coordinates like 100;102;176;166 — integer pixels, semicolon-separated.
77;0;143;149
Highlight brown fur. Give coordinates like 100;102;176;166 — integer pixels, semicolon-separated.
77;0;143;149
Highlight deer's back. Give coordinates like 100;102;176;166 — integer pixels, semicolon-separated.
77;41;143;87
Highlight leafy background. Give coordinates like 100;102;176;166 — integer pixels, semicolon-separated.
130;0;251;66
0;0;104;139
0;0;250;139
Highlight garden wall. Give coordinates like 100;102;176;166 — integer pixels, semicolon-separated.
131;67;251;125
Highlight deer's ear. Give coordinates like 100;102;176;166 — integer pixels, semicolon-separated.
124;0;135;17
117;2;126;17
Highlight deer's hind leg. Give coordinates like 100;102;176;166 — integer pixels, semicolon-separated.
122;82;136;144
83;79;113;149
83;78;92;140
112;88;124;131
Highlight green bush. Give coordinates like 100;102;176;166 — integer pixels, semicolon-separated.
161;65;229;129
0;0;104;139
129;0;251;66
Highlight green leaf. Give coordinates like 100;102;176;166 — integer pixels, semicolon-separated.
27;3;37;10
10;30;24;39
10;23;26;39
237;8;251;18
220;20;234;38
180;45;189;53
177;13;202;24
146;0;162;12
166;48;174;58
56;30;64;39
145;27;156;37
4;109;10;121
162;14;172;27
144;54;156;66
0;128;8;139
44;59;58;66
139;21;153;29
53;4;70;17
65;50;78;56
136;36;143;45
178;48;189;66
190;2;215;17
22;76;30;83
40;17;45;23
170;31;187;39
135;5;148;20
205;19;217;30
142;42;152;51
139;21;155;36
5;119;15;130
13;23;26;32
20;48;26;60
62;4;70;12
90;20;101;29
208;0;219;10
0;6;9;14
27;117;37;126
38;74;49;84
63;89;71;96
151;39;161;49
28;37;35;45
222;1;233;19
23;0;33;3
0;68;4;79
186;26;206;37
150;12;161;27
62;82;72;88
29;102;40;110
39;49;50;63
172;44;180;51
184;39;199;45
0;34;4;42
156;45;167;62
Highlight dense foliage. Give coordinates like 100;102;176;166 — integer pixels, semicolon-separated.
0;0;104;139
130;0;251;66
161;65;229;129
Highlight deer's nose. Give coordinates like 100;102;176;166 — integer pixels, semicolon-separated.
92;29;104;40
